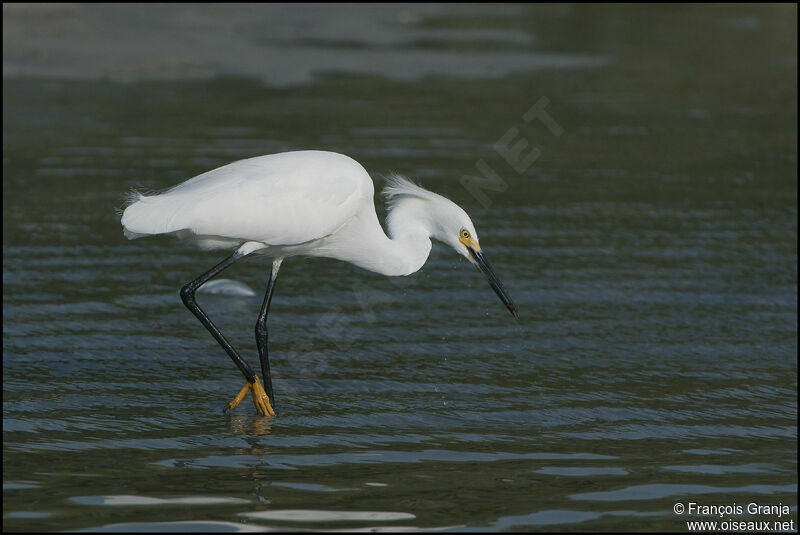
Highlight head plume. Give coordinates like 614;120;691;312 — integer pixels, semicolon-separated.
382;173;450;207
381;173;478;255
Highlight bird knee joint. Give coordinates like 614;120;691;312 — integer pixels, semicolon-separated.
180;286;195;306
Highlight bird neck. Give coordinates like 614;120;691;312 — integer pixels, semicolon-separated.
375;227;432;277
318;196;432;277
377;196;434;276
338;196;431;276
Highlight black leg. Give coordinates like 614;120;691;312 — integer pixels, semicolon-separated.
255;260;282;406
180;251;257;384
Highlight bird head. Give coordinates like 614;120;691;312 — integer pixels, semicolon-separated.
383;175;518;319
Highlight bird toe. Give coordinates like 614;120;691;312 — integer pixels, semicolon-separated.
250;378;275;417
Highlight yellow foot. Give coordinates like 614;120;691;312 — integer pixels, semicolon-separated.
224;376;275;417
250;378;275;416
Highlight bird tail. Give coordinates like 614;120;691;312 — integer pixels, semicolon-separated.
119;189;177;239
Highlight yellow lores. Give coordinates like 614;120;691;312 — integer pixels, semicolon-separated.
227;376;275;416
459;229;480;252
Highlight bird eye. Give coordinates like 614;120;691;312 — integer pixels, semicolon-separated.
461;230;470;239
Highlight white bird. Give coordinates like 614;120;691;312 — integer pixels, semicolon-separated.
121;150;516;416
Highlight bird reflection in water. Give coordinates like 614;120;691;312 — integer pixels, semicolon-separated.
227;413;272;436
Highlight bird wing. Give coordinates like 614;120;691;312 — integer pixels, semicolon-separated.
121;151;373;246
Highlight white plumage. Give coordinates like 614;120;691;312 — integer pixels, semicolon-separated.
122;150;370;251
120;149;516;417
121;150;499;278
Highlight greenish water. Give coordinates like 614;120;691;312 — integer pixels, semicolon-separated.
3;4;797;532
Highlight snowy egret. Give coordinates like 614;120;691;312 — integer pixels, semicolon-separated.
121;150;516;416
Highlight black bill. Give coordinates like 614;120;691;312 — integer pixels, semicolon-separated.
468;247;518;319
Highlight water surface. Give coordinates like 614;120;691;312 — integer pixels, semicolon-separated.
3;4;797;532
